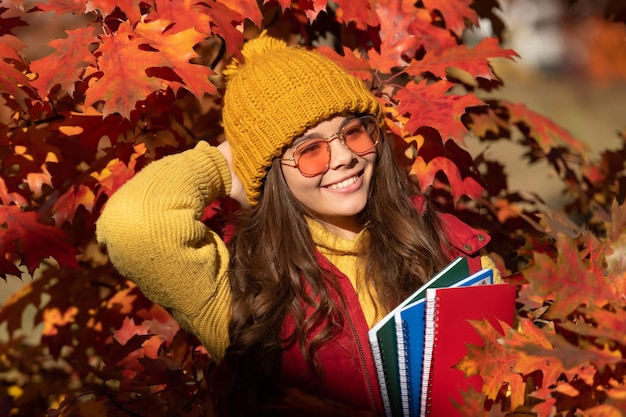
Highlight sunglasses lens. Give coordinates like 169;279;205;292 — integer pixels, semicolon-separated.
294;139;330;176
343;117;379;154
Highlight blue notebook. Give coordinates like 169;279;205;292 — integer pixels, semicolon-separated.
394;268;494;416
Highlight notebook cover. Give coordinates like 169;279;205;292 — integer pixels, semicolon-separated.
420;283;516;417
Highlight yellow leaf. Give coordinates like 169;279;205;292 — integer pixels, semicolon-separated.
8;385;23;398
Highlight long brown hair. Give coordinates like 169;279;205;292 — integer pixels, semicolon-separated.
216;128;450;415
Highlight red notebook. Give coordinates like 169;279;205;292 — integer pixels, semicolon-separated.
420;283;516;417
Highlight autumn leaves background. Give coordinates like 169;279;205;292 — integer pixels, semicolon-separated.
1;0;626;415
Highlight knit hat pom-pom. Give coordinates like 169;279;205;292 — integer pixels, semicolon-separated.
223;33;288;81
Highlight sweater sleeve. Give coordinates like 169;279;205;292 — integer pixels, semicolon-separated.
96;141;232;362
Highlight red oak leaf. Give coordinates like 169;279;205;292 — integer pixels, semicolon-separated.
30;27;98;97
134;19;217;97
52;184;96;227
505;101;590;161
114;316;150;346
519;234;614;320
0;176;28;207
0;6;28;36
545;333;620;374
333;0;378;30
422;0;478;37
411;155;485;201
93;144;147;201
0;35;36;109
466;107;511;139
396;79;484;142
86;0;142;24
300;0;329;22
408;8;458;56
367;0;421;72
33;1;86;16
198;1;245;59
148;0;213;35
407;37;519;81
501;317;565;389
225;0;263;28
562;306;626;345
317;45;375;83
0;206;79;276
58;110;132;155
84;23;167;118
457;319;525;408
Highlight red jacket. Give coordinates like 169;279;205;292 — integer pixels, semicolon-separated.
279;210;490;415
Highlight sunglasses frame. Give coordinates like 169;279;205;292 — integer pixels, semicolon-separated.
279;115;381;177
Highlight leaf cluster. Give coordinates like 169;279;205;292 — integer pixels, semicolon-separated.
0;0;625;415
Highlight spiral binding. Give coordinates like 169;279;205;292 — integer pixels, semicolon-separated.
420;294;440;417
401;319;413;417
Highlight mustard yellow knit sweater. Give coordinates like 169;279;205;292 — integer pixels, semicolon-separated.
96;141;499;362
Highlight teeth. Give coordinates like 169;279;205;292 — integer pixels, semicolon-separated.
329;175;358;190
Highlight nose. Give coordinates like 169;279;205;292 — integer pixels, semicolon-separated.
328;136;357;170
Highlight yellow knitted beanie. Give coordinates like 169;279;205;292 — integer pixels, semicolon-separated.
222;34;381;205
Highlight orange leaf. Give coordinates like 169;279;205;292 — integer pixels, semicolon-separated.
0;176;28;207
422;0;478;36
563;306;626;346
30;27;98;97
407;37;518;81
333;0;378;30
466;108;510;139
317;46;375;84
148;0;213;36
301;0;329;22
114;316;149;346
133;19;217;98
92;143;147;201
85;0;130;20
52;184;96;227
505;102;590;161
407;8;458;55
0;35;36;109
458;319;526;408
42;306;79;336
367;0;421;72
106;283;138;316
224;0;264;28
197;1;246;59
545;333;621;374
84;23;166;117
35;1;86;15
503;318;565;388
519;234;614;320
396;79;484;142
411;155;484;201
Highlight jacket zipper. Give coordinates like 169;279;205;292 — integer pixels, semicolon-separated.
345;309;382;417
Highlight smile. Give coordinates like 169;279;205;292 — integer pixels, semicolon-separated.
327;173;361;190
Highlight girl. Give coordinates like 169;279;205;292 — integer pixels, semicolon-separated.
96;34;497;416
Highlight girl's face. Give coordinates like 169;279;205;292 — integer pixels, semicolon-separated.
280;115;378;238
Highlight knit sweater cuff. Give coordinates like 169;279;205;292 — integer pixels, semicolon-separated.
186;141;232;202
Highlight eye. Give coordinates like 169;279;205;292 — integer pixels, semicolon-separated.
344;125;364;137
296;139;326;157
343;122;367;141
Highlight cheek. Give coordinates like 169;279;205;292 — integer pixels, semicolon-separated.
281;165;315;196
